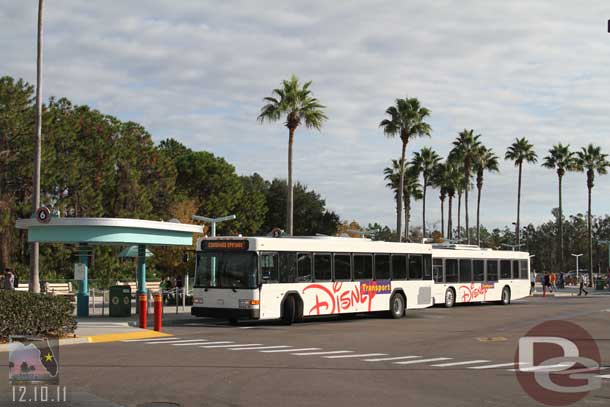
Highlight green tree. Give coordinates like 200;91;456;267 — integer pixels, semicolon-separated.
384;159;422;241
542;143;575;273
449;129;481;244
379;97;431;241
574;144;609;285
411;147;441;238
505;137;537;247
257;75;327;236
431;161;450;238
473;145;499;246
233;173;269;235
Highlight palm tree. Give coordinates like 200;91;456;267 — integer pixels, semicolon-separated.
30;0;44;293
411;147;441;238
473;145;499;246
449;130;481;244
380;97;431;241
505;137;538;247
432;161;450;238
258;75;327;235
574;144;609;286
384;160;422;241
542;144;575;274
434;160;463;240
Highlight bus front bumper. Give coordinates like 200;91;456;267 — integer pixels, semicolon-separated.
191;306;260;320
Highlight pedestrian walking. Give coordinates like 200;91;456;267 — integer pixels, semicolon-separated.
578;273;589;296
3;268;15;290
161;276;173;305
530;270;536;295
558;272;565;290
549;272;556;292
543;272;550;297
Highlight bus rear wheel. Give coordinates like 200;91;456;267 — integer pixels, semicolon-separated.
281;295;296;325
500;287;511;305
389;294;405;319
444;288;455;308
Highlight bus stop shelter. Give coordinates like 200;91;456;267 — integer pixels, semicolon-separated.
15;217;203;317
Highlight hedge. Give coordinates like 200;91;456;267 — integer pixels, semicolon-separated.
0;290;77;340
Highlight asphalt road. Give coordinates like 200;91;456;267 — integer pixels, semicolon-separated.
2;296;610;407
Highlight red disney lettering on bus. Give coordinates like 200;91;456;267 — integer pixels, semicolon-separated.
458;282;489;303
302;282;377;315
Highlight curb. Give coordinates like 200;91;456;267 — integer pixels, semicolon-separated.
0;330;172;352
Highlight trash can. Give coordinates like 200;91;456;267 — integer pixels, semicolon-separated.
109;285;131;317
595;279;605;291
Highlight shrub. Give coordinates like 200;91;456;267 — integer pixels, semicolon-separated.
0;290;77;340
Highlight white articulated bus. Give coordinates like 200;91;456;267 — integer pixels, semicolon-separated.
191;236;435;324
430;244;531;307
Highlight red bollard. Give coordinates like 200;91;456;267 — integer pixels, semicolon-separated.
153;293;163;332
138;293;147;328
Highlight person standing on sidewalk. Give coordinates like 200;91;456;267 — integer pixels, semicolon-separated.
3;268;15;290
578;273;589;296
549;272;556;292
543;272;550;297
530;271;536;295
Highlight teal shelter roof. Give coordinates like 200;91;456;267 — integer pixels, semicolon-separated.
15;217;202;246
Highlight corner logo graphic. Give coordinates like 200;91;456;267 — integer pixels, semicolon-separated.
515;320;602;406
8;336;59;384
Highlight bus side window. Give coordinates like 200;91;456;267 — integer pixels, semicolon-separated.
423;255;432;280
500;260;511;280
392;255;407;280
260;253;279;283
314;253;332;281
512;260;519;280
334;254;351;281
432;259;443;283
297;253;312;282
473;260;484;282
374;254;390;280
408;255;423;280
486;260;499;282
445;259;458;283
519;260;529;279
354;254;373;280
279;252;297;283
459;259;472;283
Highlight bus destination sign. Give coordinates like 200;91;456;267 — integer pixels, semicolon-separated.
202;240;249;250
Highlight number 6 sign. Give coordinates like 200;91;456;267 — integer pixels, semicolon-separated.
35;207;51;224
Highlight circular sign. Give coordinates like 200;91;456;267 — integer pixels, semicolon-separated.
35;207;51;224
123;297;130;305
514;320;601;406
271;227;282;238
111;297;119;305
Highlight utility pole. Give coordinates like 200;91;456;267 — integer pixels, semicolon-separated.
571;253;583;280
192;214;237;237
30;0;44;293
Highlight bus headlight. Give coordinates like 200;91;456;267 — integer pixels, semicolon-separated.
239;299;259;309
193;297;204;304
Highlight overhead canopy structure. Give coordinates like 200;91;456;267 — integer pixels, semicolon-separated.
16;217;203;317
119;245;154;258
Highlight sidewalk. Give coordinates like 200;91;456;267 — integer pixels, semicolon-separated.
532;284;610;297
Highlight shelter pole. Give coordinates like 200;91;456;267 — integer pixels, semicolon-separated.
137;244;147;296
76;244;89;317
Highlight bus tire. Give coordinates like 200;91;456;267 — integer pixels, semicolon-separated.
389;293;405;319
228;317;238;325
294;296;304;323
281;295;296;325
444;288;456;308
500;286;511;305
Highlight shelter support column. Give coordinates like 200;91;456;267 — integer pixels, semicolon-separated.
76;245;89;317
137;244;147;296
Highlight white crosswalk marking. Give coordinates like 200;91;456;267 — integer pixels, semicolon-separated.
292;350;353;356
197;341;235;347
597;374;610;379
394;357;452;365
259;348;321;353
202;343;262;348
172;342;210;346
363;356;421;362
122;337;178;342
145;339;205;344
323;353;387;359
469;362;519;370
515;363;573;373
230;345;291;351
431;360;490;367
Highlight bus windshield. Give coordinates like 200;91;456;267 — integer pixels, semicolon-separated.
195;252;258;289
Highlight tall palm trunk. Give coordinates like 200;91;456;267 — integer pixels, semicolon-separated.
405;194;411;242
396;141;407;241
516;162;522;246
440;193;445;238
286;127;295;235
558;171;564;274
465;166;470;244
457;191;462;241
447;194;453;239
30;0;44;293
476;171;483;246
422;180;427;238
587;171;593;287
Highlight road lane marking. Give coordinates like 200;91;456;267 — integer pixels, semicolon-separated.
292;350;353;356
259;348;321;353
431;360;490;367
230;345;291;350
202;343;262;348
394;357;452;365
363;356;421;362
511;363;572;372
172;342;211;346
597;374;610;379
145;339;206;344
123;337;180;343
323;353;387;359
470;362;522;370
197;341;235;347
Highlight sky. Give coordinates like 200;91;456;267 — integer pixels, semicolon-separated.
2;1;610;231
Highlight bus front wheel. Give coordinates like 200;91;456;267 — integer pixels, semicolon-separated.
444;288;455;308
500;287;511;305
282;295;296;325
389;294;405;319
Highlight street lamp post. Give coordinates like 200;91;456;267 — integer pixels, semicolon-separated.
501;243;525;251
192;214;236;237
571;253;583;280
